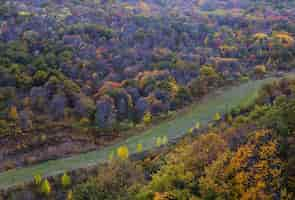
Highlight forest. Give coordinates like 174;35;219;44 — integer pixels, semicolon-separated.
0;0;295;199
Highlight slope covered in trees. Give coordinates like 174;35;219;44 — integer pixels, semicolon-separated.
0;0;295;197
70;77;295;200
2;74;295;200
1;0;295;171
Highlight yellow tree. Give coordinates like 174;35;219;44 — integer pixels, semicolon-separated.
162;136;168;145
195;122;201;129
137;143;143;153
156;137;162;147
143;111;152;125
61;173;71;188
117;146;129;160
200;130;283;200
8;105;19;135
214;112;221;121
8;106;18;121
41;179;51;196
254;65;267;77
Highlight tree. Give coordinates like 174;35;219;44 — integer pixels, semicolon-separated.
200;130;284;200
254;65;267;77
200;65;219;79
137;143;143;153
156;137;162;147
273;32;294;47
214;112;221;121
67;190;73;200
143;111;152;125
195;122;201;129
109;151;114;161
73;160;144;200
8;106;18;121
33;70;49;85
162;136;168;145
34;174;42;185
117;146;129;160
8;105;19;135
61;173;71;188
253;33;269;44
138;133;227;199
41;179;51;196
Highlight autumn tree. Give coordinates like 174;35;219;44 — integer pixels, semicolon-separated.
73;160;144;200
117;146;129;160
8;106;18;121
199;130;284;200
41;179;51;196
143;111;152;125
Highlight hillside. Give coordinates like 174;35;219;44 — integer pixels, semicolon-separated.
1;0;295;171
2;73;295;200
0;0;295;199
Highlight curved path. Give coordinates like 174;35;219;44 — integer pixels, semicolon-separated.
0;77;277;189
